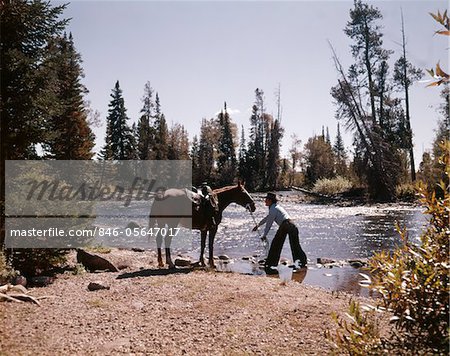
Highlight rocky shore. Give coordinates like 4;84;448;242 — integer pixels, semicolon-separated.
0;249;390;355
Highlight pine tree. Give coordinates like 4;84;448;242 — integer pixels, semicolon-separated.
393;11;424;181
1;0;68;248
238;126;251;185
136;82;155;160
152;93;169;160
217;102;237;185
197;118;217;184
44;33;95;159
191;135;201;186
247;88;267;190
330;0;404;200
1;0;69;161
266;118;284;190
101;81;135;160
333;123;348;176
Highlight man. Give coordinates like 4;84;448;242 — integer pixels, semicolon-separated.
252;192;307;273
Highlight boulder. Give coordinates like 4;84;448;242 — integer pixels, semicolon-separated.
12;275;27;287
174;257;192;267
317;257;336;265
77;249;119;273
348;259;368;268
30;276;54;287
87;281;110;291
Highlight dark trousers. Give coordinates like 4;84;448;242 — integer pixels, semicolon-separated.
265;219;307;267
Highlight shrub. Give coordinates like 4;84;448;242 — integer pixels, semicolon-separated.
325;299;384;355
0;251;17;284
395;183;417;201
6;249;70;277
327;140;449;354
312;176;353;196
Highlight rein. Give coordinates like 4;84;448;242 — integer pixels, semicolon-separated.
246;204;269;256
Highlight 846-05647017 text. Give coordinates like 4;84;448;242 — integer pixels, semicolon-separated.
97;227;181;238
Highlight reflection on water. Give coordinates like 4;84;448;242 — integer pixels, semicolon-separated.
94;195;427;296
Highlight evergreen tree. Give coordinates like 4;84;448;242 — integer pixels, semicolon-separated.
44;33;95;159
393;11;424;181
197;118;217;184
330;0;404;200
247;88;267;190
136;82;155;160
1;0;68;248
0;0;69;161
238;126;251;187
217;102;237;185
101;81;135;160
266;118;284;190
152;93;169;160
326;127;331;145
333;123;348;176
190;135;201;186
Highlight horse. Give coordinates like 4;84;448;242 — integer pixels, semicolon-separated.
148;182;256;268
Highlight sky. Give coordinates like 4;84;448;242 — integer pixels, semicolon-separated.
55;0;449;165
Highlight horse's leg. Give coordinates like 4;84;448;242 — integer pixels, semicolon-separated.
198;230;207;267
156;234;164;268
164;234;175;269
208;227;218;268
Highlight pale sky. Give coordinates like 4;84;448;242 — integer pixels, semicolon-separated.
56;0;448;165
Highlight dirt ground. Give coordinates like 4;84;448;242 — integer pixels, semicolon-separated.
0;249;388;355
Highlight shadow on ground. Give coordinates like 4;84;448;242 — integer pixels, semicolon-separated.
117;267;193;279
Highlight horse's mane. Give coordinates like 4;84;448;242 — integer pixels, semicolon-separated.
213;184;240;194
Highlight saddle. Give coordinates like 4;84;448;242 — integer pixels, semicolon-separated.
187;186;219;215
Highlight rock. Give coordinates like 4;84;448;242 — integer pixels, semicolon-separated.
12;275;27;287
317;257;336;265
30;276;54;287
174;257;191;267
348;259;367;268
218;255;230;261
87;282;110;291
117;263;130;270
77;249;119;273
131;248;145;253
126;222;140;229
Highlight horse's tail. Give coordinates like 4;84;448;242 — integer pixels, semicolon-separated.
148;200;159;228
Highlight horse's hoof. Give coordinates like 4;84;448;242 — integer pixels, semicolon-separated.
191;260;206;267
168;264;176;270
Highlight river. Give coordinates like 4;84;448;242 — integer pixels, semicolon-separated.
94;191;427;296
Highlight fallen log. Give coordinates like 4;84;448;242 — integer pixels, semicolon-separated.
0;292;23;303
291;186;333;199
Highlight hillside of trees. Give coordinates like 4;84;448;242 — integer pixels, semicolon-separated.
1;0;448;213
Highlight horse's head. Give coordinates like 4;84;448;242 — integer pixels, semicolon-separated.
235;182;256;212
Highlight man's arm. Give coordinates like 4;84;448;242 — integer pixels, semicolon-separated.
261;207;276;238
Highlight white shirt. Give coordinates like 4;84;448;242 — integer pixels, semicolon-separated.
258;203;290;238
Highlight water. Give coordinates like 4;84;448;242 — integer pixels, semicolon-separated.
93;193;427;296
